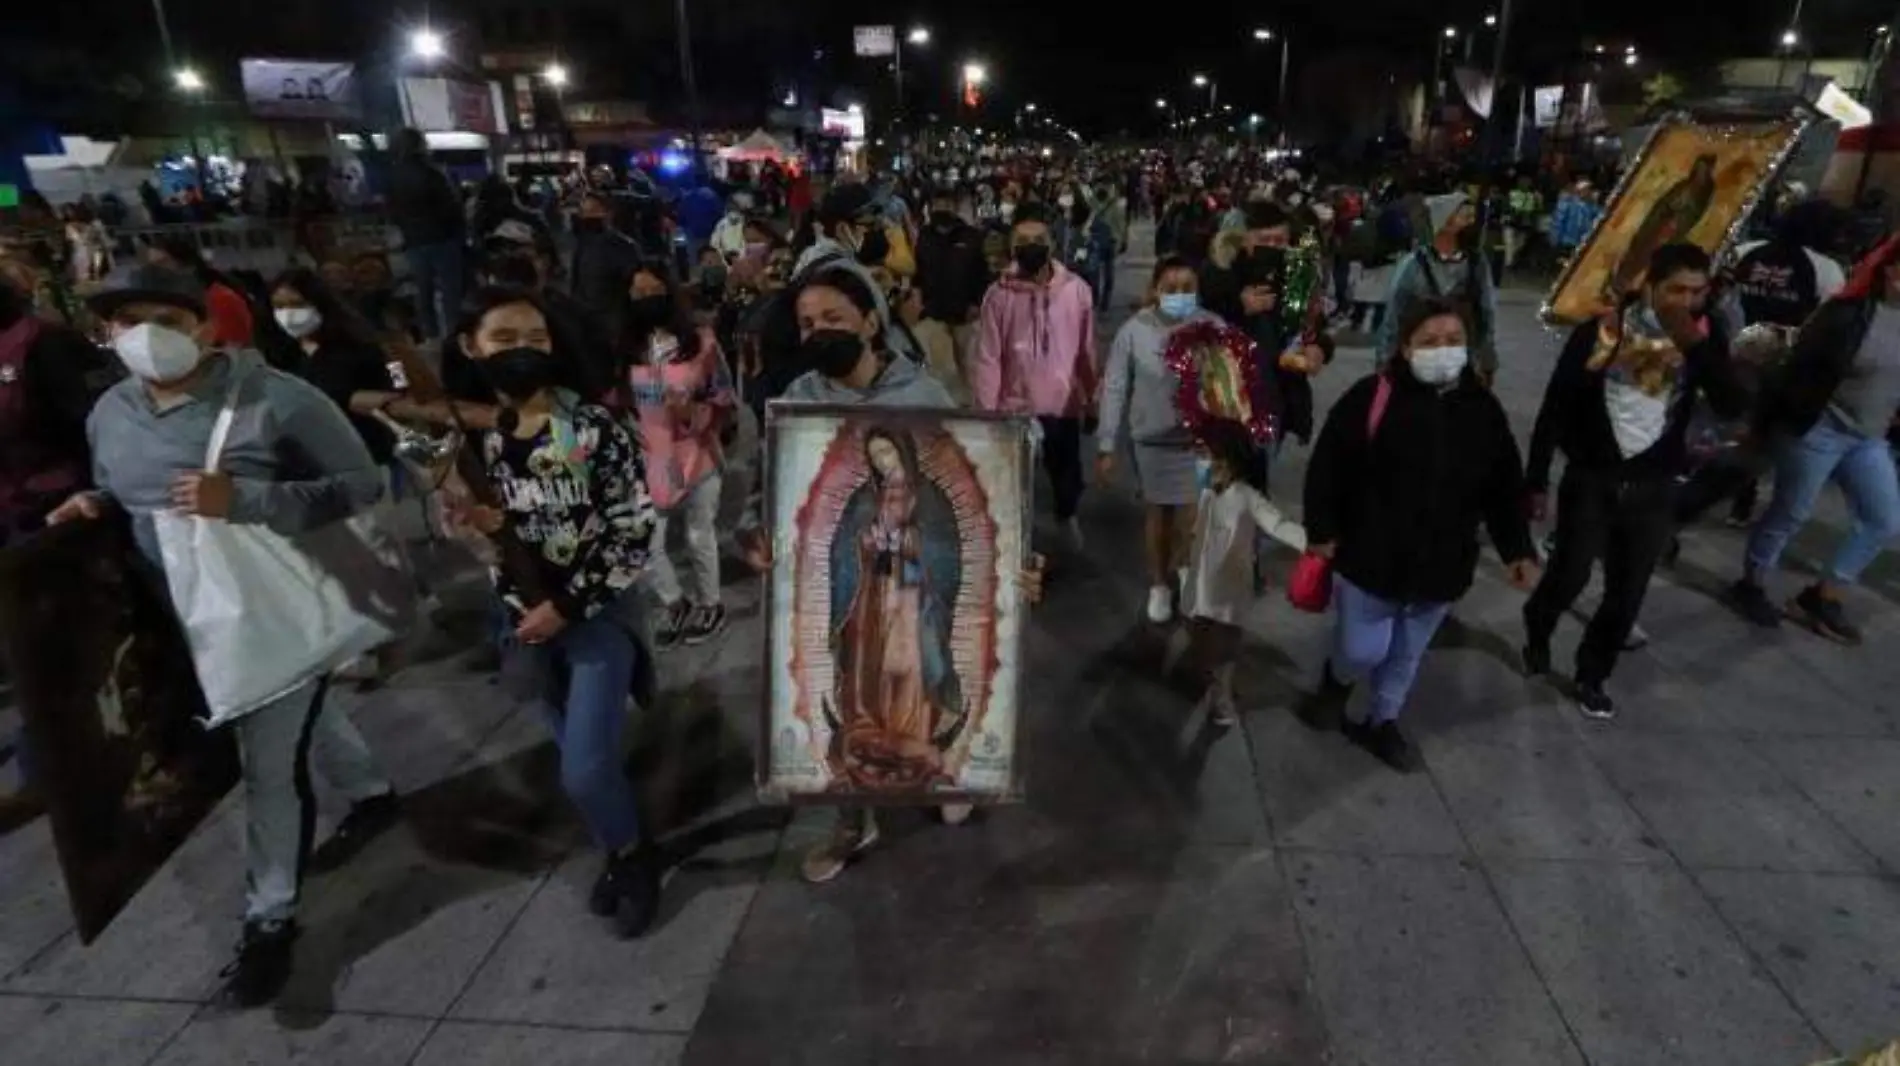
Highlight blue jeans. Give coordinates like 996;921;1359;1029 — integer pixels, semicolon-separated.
1332;574;1453;724
405;240;465;340
511;612;644;853
1745;414;1900;586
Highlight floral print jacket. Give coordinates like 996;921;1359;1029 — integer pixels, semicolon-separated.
483;395;656;623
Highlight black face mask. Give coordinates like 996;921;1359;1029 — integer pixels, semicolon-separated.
1013;243;1051;275
855;225;891;266
479;346;558;401
626;294;673;331
801;328;867;379
574;216;606;235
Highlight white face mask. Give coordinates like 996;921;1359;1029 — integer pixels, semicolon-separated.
112;322;204;382
1058;195;1076;209
274;306;323;338
1409;344;1468;386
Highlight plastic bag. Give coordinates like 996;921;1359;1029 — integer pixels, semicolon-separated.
1287;551;1333;613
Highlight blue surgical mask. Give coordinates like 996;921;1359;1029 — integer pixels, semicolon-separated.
1194;457;1214;490
1409;345;1469;386
1159;292;1199;320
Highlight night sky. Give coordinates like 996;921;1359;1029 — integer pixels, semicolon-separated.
9;0;1895;134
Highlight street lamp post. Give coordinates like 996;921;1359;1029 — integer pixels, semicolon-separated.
1432;25;1458;118
675;0;706;177
894;26;929;131
1192;73;1217;113
1253;29;1292;141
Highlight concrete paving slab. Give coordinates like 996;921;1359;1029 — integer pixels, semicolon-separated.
1583;732;1880;873
1248;709;1468;857
146;1008;433;1066
0;994;195;1066
686;845;1327;1065
411;1021;687;1066
1284;851;1584;1066
1748;736;1900;874
1694;868;1900;1054
1489;858;1830;1066
1428;736;1666;863
448;844;761;1033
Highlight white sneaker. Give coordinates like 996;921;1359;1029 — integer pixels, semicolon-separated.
1146;584;1174;623
939;803;975;826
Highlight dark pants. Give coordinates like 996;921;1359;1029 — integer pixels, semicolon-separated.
1039;416;1086;521
1675;455;1764;526
1524;466;1676;685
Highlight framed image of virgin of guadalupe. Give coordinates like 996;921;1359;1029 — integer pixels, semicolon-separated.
758;405;1035;805
1543;113;1809;326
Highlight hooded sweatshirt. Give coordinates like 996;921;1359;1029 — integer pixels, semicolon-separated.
87;349;384;568
1098;306;1219;451
971;261;1098;418
625;326;736;510
791;239;920;362
1376;191;1498;367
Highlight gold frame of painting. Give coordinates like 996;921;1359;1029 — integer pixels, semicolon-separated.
1542;111;1811;326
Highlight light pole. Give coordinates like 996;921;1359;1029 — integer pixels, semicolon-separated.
542;64;570;167
674;0;705;177
895;26;929;131
1432;25;1458;120
1253;28;1291;140
1192;72;1218;113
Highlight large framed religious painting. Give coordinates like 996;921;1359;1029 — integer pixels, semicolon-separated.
1543;113;1809;326
758;405;1035;806
0;516;239;943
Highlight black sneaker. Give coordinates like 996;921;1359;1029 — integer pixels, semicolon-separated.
1297;660;1353;731
1728;579;1783;629
680;603;728;645
307;791;400;875
655;601;689;650
1789;585;1863;645
217;920;298;1009
1521;639;1552;678
603;846;663;939
1346;719;1418;773
1576;680;1617;721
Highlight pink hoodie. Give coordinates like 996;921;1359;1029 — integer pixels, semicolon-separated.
625;327;735;510
971;262;1098;418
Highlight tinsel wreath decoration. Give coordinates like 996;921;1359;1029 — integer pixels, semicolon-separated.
1164;318;1277;443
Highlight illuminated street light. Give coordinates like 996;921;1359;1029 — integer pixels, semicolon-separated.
1624;52;1639;66
1025;102;1038;112
1780;28;1800;47
963;62;987;86
1593;44;1606;54
173;67;205;92
907;26;931;46
1443;25;1459;38
1192;73;1209;87
1155;98;1168;109
1254;28;1272;41
1484;12;1498;26
409;28;445;59
543;63;569;88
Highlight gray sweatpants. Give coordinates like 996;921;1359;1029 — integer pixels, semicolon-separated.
234;677;390;924
647;472;723;607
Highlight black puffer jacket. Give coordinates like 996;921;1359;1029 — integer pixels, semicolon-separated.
1304;367;1536;605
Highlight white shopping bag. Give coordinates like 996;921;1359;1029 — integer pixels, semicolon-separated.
156;370;415;727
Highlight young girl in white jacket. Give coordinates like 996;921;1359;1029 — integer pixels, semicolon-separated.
1183;417;1307;725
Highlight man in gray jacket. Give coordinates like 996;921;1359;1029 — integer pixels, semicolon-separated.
48;264;399;1008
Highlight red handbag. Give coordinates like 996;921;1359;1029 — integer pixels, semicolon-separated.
1287;551;1333;613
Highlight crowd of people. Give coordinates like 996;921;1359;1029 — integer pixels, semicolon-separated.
1;127;1896;1015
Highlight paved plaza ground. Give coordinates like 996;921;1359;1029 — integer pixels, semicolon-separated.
1;228;1897;1065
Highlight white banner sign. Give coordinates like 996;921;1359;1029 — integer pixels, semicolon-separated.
1533;85;1565;128
240;59;361;120
853;26;896;57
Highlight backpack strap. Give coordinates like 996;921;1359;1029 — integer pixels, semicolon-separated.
1367;374;1393;439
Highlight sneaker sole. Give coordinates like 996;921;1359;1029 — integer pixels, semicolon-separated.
801;829;881;885
1577;704;1618;722
682;624;727;646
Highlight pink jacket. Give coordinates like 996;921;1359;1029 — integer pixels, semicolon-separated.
971;262;1098;418
625;327;735;510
